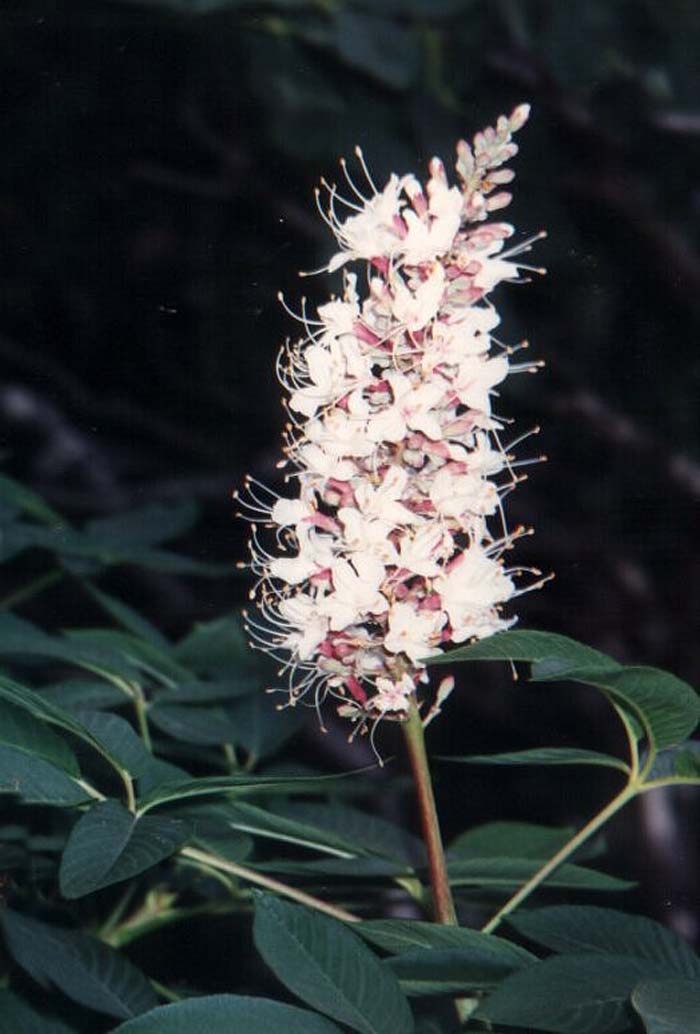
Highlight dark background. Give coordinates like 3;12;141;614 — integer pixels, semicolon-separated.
1;0;699;938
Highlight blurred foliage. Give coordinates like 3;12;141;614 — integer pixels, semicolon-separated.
1;0;700;931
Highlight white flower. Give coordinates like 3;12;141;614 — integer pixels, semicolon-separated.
452;354;509;413
372;673;415;715
318;554;389;631
366;371;444;443
384;602;446;663
326;174;405;272
391;264;446;332
338;507;398;563
396;523;452;577
278;594;329;660
435;548;515;643
268;525;334;585
354;465;420;526
429;468;499;518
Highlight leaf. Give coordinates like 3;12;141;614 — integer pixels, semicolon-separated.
509;907;700;979
646;741;700;785
0;747;90;806
112;995;344;1033
173;615;250;675
267;801;425;865
59;799;189;897
149;702;240;745
80;582;168;647
0;909;157;1019
162;677;259;703
447;858;633;891
254;895;414;1034
358;919;535;961
256;856;409;878
0;472;63;524
0;673;126;774
64;628;191;684
478;954;676;1033
426;629;617;671
332;11;420;89
225;692;307;759
532;665;700;752
360;920;534;994
41;678;127;710
439;747;628;773
137;770;361;813
74;710;155;777
448;822;575;861
386;945;533;996
84;500;199;549
631;978;700;1033
0;989;77;1033
0;699;79;774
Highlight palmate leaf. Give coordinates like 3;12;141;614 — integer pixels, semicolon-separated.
253;895;414;1034
84;499;199;549
0;909;157;1019
631;979;700;1034
59;799;189;897
112;995;344;1034
0;472;63;525
509;907;700;979
78;581;169;647
645;741;700;785
358;919;535;961
149;702;241;745
477;954;677;1034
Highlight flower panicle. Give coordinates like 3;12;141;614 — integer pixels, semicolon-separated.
237;104;548;743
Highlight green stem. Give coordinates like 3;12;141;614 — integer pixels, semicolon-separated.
402;695;457;925
179;846;359;924
481;781;638;935
0;568;63;611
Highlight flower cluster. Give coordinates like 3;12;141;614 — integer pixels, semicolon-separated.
237;104;547;740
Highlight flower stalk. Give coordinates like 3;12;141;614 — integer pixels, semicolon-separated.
402;697;457;925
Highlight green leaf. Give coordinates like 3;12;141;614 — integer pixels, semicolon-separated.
0;747;90;806
256;856;409;878
149;702;240;745
64;628;191;684
254;895;414;1034
448;822;575;861
646;741;700;785
447;858;633;891
0;909;157;1019
509;907;700;978
41;678;127;710
0;473;63;524
138;770;361;814
631;978;700;1033
386;945;534;996
112;995;344;1033
263;801;425;864
225;692;307;759
0;699;79;774
59;799;188;897
162;677;259;703
0;989;77;1033
173;615;250;675
360;920;534;993
358;919;535;961
531;665;700;751
73;710;155;778
426;629;617;671
84;500;199;548
439;747;628;773
478;954;675;1033
0;673;126;774
80;582;168;647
